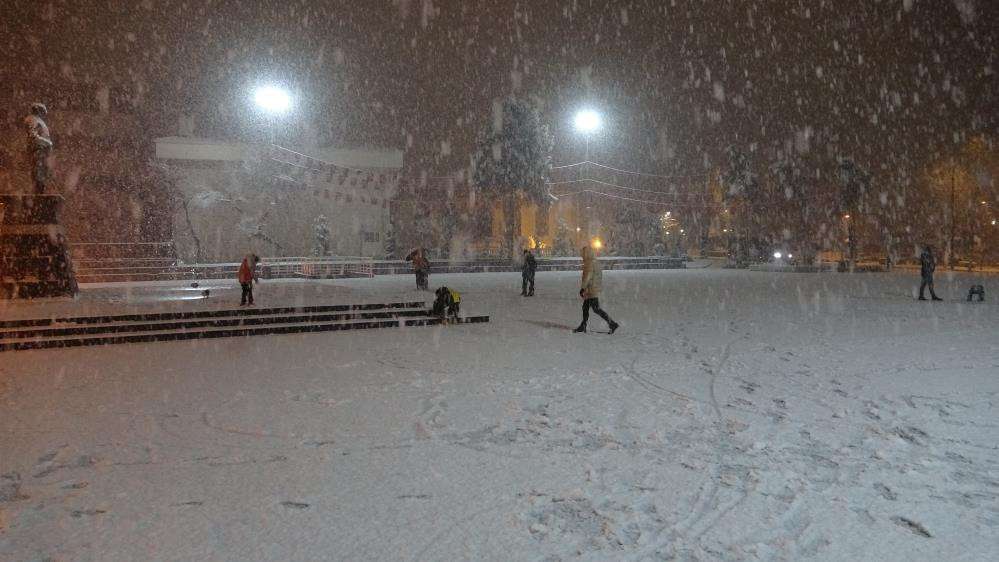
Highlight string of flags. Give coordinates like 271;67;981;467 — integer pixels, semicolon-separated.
266;146;458;210
267;145;399;208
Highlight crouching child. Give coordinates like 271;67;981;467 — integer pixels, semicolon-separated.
432;286;461;322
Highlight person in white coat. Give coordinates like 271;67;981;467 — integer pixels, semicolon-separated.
574;245;618;334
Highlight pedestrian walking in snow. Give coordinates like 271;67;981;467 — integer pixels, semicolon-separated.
406;247;430;290
574;246;619;334
918;245;942;301
521;249;537;296
238;254;260;305
24;103;53;194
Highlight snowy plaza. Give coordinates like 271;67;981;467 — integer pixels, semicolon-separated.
1;267;997;561
2;3;998;560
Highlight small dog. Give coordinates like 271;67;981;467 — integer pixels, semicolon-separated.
432;286;461;322
967;285;985;302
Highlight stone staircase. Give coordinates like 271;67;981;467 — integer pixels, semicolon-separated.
0;301;489;352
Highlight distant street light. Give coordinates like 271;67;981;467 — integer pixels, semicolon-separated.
253;85;292;114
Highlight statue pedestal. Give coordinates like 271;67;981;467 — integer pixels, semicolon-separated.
0;195;78;299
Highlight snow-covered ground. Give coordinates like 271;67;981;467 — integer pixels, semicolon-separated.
1;269;997;561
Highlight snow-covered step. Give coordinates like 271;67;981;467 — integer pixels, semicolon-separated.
0;314;490;352
0;307;431;340
0;301;427;329
0;315;426;346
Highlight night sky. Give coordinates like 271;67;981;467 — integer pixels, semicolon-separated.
4;0;997;182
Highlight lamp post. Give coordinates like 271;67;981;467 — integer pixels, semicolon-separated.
572;109;602;243
949;160;955;270
573;109;601;162
252;85;292;144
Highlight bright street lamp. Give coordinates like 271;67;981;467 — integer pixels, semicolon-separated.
253;85;292;114
573;109;602;133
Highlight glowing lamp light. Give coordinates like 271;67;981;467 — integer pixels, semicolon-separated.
591;238;603;250
573;109;602;133
773;251;783;259
843;214;851;219
576;227;582;232
254;85;292;114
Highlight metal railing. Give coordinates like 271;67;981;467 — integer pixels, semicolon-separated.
262;256;374;279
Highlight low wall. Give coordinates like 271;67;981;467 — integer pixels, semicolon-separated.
74;256;687;283
374;256;687;276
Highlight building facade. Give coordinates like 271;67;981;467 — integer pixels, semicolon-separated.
154;137;402;262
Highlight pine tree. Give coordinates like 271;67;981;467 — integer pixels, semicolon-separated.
771;155;814;264
383;220;397;258
838;158;870;265
554;217;574;256
724;145;764;263
472;97;554;258
312;214;331;257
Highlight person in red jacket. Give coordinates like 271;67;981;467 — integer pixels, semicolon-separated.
238;254;260;305
405;247;430;290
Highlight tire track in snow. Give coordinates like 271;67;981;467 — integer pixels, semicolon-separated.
675;339;737;538
628;337;761;559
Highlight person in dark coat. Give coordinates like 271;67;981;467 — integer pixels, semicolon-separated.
521;249;537;296
405;247;430;290
918;245;942;301
24;103;53;194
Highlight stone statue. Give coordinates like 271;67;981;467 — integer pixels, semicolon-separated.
24;102;53;194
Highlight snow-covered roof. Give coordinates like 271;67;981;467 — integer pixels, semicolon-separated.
154;136;250;162
154;137;403;170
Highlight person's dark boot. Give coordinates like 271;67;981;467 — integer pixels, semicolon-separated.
931;296;943;301
918;296;927;301
608;321;619;334
573;324;586;333
528;290;534;297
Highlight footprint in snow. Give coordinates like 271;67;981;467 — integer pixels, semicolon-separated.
874;483;898;501
0;473;27;502
280;501;310;509
894;426;928;445
71;509;107;518
302;440;335;448
891;516;932;538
